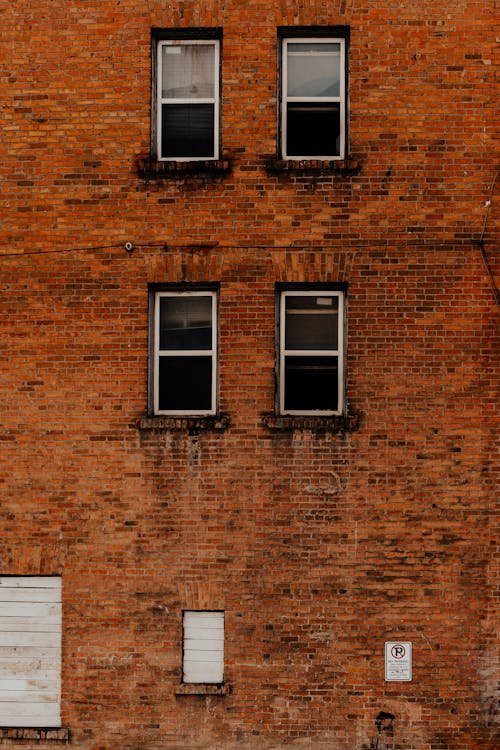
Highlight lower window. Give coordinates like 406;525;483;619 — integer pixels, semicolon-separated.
0;576;61;728
278;288;345;415
151;289;218;416
182;611;224;684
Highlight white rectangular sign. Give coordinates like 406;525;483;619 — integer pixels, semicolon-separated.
385;641;412;681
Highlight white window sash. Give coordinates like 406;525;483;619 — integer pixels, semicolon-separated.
279;291;344;415
153;291;217;416
157;39;220;161
281;37;346;160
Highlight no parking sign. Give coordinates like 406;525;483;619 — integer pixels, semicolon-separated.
385;641;412;681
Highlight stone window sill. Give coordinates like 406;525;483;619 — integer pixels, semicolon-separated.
262;412;360;432
0;728;70;743
137;414;230;432
265;158;360;176
137;157;231;179
175;684;230;696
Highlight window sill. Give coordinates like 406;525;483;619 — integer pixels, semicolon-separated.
175;684;230;696
137;414;230;432
265;158;360;176
0;728;69;743
137;156;231;179
262;412;360;432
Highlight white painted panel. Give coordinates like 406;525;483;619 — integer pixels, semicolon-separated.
0;577;61;590
183;660;224;684
0;703;60;728
0;632;61;647
0;587;61;603
0;576;61;727
0;617;61;632
0;646;61;659
183;611;224;684
0;659;59;680
0;690;59;702
0;603;61;618
184;625;224;638
184;613;224;628
0;678;60;691
184;638;223;652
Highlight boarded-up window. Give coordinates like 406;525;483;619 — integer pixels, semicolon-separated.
182;611;224;684
0;576;61;728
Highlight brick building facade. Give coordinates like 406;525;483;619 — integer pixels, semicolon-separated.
0;1;498;748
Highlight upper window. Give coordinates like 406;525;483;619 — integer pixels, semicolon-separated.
0;576;61;728
182;611;224;684
280;30;348;160
156;35;220;160
278;288;345;415
151;289;218;416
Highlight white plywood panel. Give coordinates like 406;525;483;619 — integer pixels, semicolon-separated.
0;617;61;631
183;660;224;684
0;678;60;691
0;647;61;659
0;587;61;603
0;632;61;647
0;690;59;702
183;611;224;684
0;663;60;679
184;638;223;652
0;577;61;727
184;612;224;628
0;603;61;618
0;703;60;728
0;577;61;590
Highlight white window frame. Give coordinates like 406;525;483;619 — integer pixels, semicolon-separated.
153;290;217;416
182;610;224;684
279;290;345;416
281;37;346;160
0;576;61;728
157;38;220;161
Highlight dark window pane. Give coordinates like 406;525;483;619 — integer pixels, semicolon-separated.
162;103;214;158
158;356;213;411
159;296;212;350
286;103;340;157
284;356;338;411
285;295;339;350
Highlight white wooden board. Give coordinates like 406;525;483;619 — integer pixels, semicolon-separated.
183;611;224;684
0;577;61;727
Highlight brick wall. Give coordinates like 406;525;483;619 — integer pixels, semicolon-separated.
0;1;497;749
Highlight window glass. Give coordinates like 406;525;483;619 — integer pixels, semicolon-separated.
281;34;346;160
287;42;341;97
161;104;215;159
159;295;213;350
153;291;217;415
157;38;219;160
284;356;339;412
158;356;213;412
280;290;344;415
286;102;340;157
285;295;339;350
161;44;215;98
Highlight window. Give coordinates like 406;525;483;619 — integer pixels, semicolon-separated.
280;29;348;159
0;576;61;728
278;288;345;415
182;611;224;684
151;289;218;416
155;33;221;160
